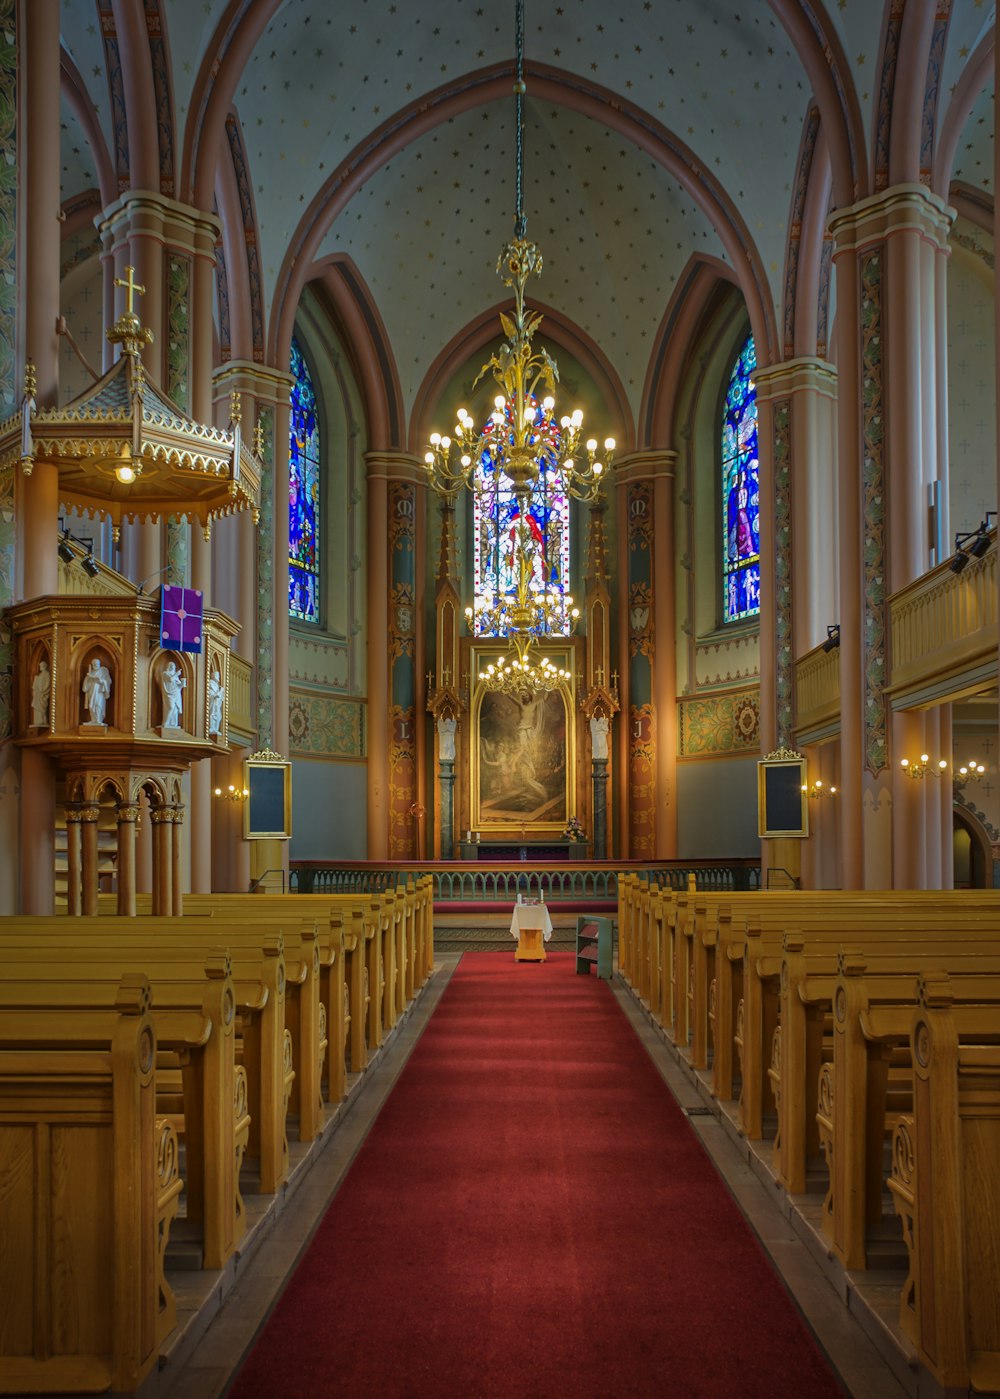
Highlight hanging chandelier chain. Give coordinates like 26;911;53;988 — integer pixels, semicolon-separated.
423;0;617;696
514;0;526;239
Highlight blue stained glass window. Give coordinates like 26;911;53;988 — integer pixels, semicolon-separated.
288;337;320;623
721;333;760;623
472;394;572;634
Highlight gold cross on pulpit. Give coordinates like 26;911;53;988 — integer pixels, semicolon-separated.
114;265;145;315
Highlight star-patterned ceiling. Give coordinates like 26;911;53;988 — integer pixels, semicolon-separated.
56;0;997;424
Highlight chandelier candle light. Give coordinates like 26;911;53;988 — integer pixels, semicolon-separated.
424;0;615;695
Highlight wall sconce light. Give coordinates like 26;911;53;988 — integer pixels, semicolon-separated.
957;760;986;779
213;783;249;803
821;624;840;653
801;779;837;800
899;754;949;780
950;514;997;572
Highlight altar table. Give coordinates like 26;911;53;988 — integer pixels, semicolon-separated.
510;903;553;962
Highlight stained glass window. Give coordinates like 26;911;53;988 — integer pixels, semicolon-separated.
288;337;320;623
721;333;760;623
472;394;572;635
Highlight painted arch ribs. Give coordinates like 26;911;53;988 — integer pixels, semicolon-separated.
920;5;951;186
873;2;904;191
98;2;130;192
783;106;821;362
225;112;265;363
144;0;175;196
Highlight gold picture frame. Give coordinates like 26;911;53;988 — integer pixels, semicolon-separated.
757;751;808;838
470;642;574;834
243;754;293;840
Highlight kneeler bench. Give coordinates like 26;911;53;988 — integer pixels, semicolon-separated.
576;916;613;980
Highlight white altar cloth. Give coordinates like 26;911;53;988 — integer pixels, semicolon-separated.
509;903;553;943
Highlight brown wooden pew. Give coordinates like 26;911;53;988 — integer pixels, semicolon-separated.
0;948;250;1271
1;937;291;1195
814;957;1000;1270
0;977;179;1394
774;935;1000;1196
887;978;1000;1392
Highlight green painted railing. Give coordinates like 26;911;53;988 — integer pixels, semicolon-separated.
290;860;761;902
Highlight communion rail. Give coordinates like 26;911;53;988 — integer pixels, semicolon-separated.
289;859;761;905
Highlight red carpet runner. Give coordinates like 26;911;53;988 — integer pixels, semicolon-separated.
229;953;844;1398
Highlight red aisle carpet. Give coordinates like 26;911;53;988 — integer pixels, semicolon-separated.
228;953;844;1399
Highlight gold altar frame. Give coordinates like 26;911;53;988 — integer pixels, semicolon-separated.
470;641;575;835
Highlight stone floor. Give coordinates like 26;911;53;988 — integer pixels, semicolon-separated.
146;955;926;1399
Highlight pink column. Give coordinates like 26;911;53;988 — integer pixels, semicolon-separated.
16;0;62;914
830;217;865;889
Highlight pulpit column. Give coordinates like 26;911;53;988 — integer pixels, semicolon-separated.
64;805;83;917
116;804;140;917
150;807;173;916
171;806;185;917
80;804;101;917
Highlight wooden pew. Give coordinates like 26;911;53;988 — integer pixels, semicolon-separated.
0;947;250;1271
813;956;1000;1270
887;978;1000;1392
775;935;1000;1196
0;977;179;1394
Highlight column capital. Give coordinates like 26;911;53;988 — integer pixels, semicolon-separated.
116;804;141;824
365;450;427;487
213;360;294;411
754;358;837;402
79;804;101;824
97;189;221;260
829;183;954;258
613;449;678;485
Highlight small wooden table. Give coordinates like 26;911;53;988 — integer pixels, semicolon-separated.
510;903;553;962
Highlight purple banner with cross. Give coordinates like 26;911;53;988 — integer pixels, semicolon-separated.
160;585;204;653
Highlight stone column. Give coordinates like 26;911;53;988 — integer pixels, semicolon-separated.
64;804;83;917
755;359;837;889
438;758;455;860
591;758;609;859
365;453;425;859
116;803;140;917
80;803;101;917
615;454;676;858
830;186;953;888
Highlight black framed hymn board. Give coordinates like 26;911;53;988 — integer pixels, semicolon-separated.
243;752;292;840
757;748;808;839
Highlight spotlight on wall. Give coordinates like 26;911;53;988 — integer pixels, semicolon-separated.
57;530;75;564
81;547;100;578
57;525;101;575
821;624;840;653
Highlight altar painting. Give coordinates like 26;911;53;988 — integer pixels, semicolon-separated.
473;683;569;830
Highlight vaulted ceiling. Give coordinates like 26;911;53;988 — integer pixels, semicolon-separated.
58;0;996;427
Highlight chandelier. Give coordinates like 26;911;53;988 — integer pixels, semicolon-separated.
423;0;614;693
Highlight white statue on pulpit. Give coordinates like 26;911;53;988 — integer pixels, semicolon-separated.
32;659;51;727
208;669;224;736
160;659;186;728
82;656;112;726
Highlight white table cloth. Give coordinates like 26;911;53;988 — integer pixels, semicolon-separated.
509;903;553;943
